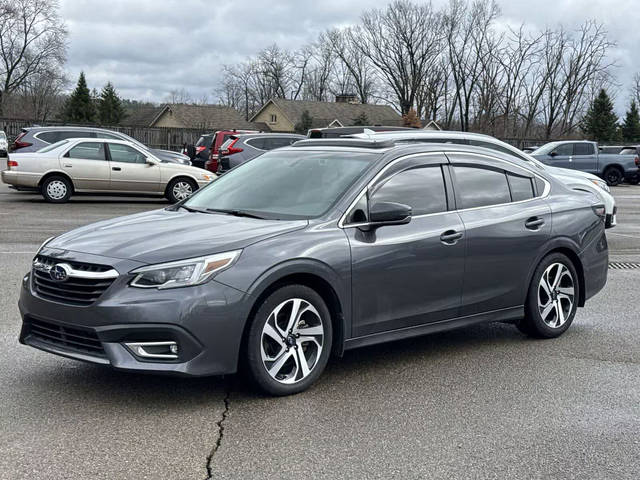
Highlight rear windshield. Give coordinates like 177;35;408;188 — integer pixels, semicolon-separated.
37;140;69;153
185;150;378;219
195;135;213;148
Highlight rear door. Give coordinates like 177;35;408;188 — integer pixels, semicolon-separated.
448;153;551;315
60;141;110;190
106;142;161;192
572;143;597;173
346;154;466;337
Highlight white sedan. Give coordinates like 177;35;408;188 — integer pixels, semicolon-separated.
1;138;215;203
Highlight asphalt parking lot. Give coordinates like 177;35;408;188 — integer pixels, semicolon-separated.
0;183;638;480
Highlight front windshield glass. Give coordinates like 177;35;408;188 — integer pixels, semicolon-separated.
184;150;378;219
531;142;560;156
37;140;69;153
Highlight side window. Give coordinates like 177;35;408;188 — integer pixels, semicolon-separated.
371;166;447;216
58;131;95;141
574;143;595;156
37;132;61;144
247;138;267;150
96;132;121;140
507;173;535;202
552;144;573;156
453;166;511;209
65;142;106;161
265;137;296;150
108;143;146;163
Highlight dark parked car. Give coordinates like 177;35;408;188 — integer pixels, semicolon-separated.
11;126;191;165
186;134;214;169
210;133;305;174
18;139;608;396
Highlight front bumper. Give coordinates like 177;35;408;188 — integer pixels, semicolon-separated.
18;249;251;376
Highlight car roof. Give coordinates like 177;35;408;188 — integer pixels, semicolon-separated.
234;133;306;139
24;126;118;133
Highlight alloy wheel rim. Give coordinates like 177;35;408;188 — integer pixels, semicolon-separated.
260;298;324;384
173;182;193;201
46;180;67;200
538;262;575;328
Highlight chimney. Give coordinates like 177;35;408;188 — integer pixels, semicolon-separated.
335;93;358;103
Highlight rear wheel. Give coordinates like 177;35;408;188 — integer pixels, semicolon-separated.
246;285;332;396
517;253;579;338
166;177;197;203
41;175;72;203
603;166;623;186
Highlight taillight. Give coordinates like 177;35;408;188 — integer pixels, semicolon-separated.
221;138;243;155
7;159;18;168
13;132;32;150
196;146;206;154
635;155;639;167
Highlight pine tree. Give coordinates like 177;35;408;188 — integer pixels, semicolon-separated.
98;82;126;125
352;112;369;126
294;110;313;134
621;100;640;142
582;89;619;142
63;72;95;123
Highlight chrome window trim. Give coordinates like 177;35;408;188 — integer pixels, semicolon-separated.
339;151;551;229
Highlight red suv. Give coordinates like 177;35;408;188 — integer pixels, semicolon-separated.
205;129;257;173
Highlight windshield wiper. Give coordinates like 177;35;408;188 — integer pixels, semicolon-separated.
178;204;210;214
205;208;266;219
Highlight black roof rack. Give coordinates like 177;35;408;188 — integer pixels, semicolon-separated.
291;138;395;149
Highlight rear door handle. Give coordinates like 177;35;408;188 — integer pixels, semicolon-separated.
112;167;121;171
440;230;463;245
525;217;545;230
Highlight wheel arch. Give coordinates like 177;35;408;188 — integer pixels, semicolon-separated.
164;174;199;196
37;170;75;192
602;163;624;175
240;261;349;359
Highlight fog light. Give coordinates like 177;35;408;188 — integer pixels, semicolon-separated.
124;341;179;360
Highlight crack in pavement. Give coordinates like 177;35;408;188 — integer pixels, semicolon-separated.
204;379;232;480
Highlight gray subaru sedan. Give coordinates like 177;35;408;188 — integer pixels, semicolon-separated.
18;139;608;395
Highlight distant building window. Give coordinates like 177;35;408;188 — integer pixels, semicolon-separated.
270;114;277;123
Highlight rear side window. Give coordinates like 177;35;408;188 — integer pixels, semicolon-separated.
36;132;61;144
264;137;298;150
247;138;267;150
574;143;595;155
195;135;213;148
453;166;511;209
507;173;535;202
371;166;447;216
620;147;638;155
65;142;106;161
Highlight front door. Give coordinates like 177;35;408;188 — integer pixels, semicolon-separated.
545;143;573;169
448;154;552;316
60;141;110;191
345;155;465;337
106;143;161;193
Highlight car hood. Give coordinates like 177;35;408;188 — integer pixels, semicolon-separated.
47;209;308;264
544;165;600;181
151;149;190;164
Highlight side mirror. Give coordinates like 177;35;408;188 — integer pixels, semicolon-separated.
364;201;412;229
549;151;557;157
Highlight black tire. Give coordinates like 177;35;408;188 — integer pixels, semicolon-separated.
517;252;580;338
41;175;73;203
245;285;333;396
627;175;640;185
603;166;623;186
166;177;197;203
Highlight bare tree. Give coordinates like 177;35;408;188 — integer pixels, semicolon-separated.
165;88;192;104
0;0;67;115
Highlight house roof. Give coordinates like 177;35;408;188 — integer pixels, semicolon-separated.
251;98;403;129
122;105;163;126
151;104;255;130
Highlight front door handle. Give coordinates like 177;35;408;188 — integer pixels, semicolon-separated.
112;167;121;171
440;230;463;245
525;217;545;230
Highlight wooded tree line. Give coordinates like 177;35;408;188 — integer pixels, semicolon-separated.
218;0;622;141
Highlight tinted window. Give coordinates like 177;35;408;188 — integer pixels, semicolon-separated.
66;142;106;161
552;144;573;156
507;173;534;201
195;135;213;148
264;137;297;150
372;166;447;216
620;147;638;155
108;143;146;163
185;151;376;219
247;138;267;150
37;132;61;144
574;143;595;155
453;166;510;209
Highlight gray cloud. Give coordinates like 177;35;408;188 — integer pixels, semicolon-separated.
61;0;640;114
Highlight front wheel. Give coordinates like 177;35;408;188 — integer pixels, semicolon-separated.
517;253;579;338
603;166;623;186
166;177;197;203
246;285;333;396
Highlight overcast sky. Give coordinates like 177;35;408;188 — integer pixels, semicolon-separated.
60;0;640;114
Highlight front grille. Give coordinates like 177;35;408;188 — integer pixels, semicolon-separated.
25;318;106;357
32;255;116;306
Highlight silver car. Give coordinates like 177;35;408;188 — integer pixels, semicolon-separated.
217;133;305;173
1;138;214;203
0;130;7;157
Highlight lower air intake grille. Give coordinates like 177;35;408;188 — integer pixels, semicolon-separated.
26;318;106;357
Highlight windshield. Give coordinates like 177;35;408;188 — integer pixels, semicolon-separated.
531;142;560;156
184;150;377;219
37;139;69;153
196;135;213;148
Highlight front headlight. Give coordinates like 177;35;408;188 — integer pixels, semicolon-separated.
591;179;610;193
130;250;241;289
